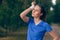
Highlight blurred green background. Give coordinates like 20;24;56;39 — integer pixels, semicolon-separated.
0;0;60;40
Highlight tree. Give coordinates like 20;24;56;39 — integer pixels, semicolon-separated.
53;0;60;23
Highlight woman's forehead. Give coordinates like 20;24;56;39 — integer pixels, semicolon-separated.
34;5;41;10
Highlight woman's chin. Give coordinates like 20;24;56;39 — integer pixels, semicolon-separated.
32;16;38;18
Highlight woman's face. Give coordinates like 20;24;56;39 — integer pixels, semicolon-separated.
32;5;43;18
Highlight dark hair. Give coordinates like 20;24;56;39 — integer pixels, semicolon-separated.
37;4;46;21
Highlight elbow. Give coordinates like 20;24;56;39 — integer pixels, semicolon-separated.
20;13;25;19
20;13;23;18
20;13;23;19
20;13;22;17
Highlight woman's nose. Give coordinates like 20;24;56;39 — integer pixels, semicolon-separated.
35;12;38;14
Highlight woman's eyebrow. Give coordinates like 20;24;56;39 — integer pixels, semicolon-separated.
33;8;39;10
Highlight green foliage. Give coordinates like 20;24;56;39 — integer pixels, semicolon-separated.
53;0;60;23
0;0;60;32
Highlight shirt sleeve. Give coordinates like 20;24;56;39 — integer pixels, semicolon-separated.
27;18;32;24
45;23;52;32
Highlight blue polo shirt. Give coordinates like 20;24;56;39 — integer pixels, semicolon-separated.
27;18;52;40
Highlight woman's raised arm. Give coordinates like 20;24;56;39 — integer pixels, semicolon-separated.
20;1;36;23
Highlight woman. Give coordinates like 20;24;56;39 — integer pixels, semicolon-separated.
20;2;59;40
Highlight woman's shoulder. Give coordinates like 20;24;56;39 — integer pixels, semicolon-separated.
42;21;50;26
29;18;33;22
27;18;34;24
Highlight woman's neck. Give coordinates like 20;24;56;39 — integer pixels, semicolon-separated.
34;18;42;25
34;18;41;23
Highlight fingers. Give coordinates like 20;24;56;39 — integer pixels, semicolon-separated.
31;1;36;6
30;1;36;10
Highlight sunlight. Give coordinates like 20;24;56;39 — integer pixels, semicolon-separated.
52;0;56;5
50;7;54;11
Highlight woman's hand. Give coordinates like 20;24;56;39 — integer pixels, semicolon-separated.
30;1;36;10
31;1;36;6
48;30;59;40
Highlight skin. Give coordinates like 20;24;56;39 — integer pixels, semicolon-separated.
20;2;59;40
32;5;43;25
32;5;42;18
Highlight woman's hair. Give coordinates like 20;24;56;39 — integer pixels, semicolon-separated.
37;4;46;21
